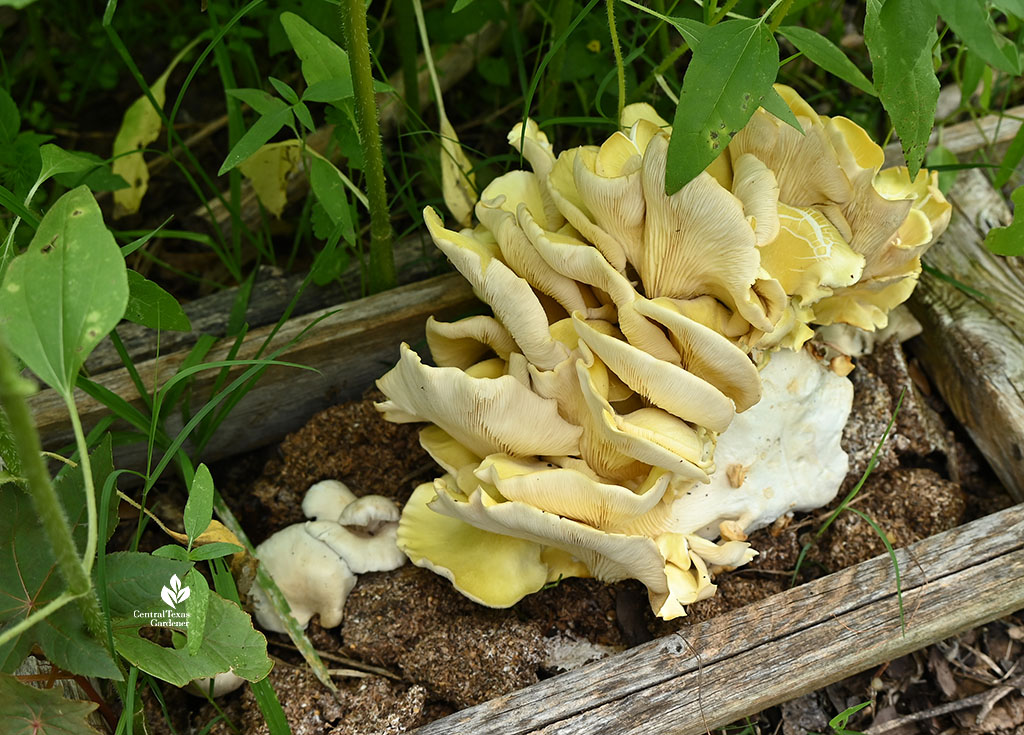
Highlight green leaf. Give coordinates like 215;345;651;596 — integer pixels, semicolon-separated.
925;145;958;194
280;12;353;99
37;145;95;184
960;48;985;107
52;152;129;193
992;0;1024;15
292;101;316;133
105;552;272;687
219;107;293;176
865;0;939;178
984;186;1024;256
301;79;352;104
994;122;1024;188
759;86;803;133
452;0;478;11
308;155;355;244
0;89;19;143
0;187;128;396
184;568;209;656
188;542;244;561
666;19;779;193
183;464;214;545
226;88;289;117
829;700;872;734
0;438;121;679
0;674;100;734
124;270;192;332
777;26;876;96
929;0;1020;74
268;77;299;105
152;544;190;561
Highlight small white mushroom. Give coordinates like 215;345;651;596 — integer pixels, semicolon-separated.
251;482;405;634
189;671;247;698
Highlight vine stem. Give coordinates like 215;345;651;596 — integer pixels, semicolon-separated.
607;0;626;127
0;334;104;638
340;0;396;293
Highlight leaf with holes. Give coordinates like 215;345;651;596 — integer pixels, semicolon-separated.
665;18;779;193
865;0;939;178
0;673;100;735
105;552;271;687
0;437;121;679
0;186;128;397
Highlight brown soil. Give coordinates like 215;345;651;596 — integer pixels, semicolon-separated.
146;339;1020;735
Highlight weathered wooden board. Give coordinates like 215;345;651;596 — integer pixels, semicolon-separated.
409;501;1024;735
31;273;477;466
883;105;1024;166
908;168;1024;502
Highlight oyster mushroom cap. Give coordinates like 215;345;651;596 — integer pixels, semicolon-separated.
251;524;357;633
302;479;357;522
667;348;853;539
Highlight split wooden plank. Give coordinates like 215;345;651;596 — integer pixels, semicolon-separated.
31;272;476;466
883;105;1024;166
908;168;1024;502
410;502;1024;735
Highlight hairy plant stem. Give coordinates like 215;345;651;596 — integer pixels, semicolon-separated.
340;0;396;293
607;0;626;127
0;335;104;638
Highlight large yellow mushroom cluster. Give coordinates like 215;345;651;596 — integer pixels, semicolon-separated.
376;85;950;619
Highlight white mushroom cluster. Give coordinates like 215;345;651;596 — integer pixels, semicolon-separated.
377;86;950;619
251;480;405;633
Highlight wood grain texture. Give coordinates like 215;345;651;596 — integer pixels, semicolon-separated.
31;273;477;466
883;105;1024;166
908;168;1024;502
410;502;1024;735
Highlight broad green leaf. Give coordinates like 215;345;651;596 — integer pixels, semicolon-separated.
280;12;354;100
992;0;1024;15
925;145;958;194
960;48;985;107
0;674;100;735
1;131;48;200
301;79;352;104
111;39;199;217
0;89;18;143
0;187;128;395
452;0;478;11
106;552;272;687
929;0;1020;74
985;186;1024;256
188;542;244;561
237;139;303;217
0;438;121;679
184;568;209;655
52;152;129;193
184;464;214;545
124;270;191;332
308;155;355;245
994;122;1024;188
666;19;779;193
152;544;191;561
226;88;289;118
778;26;876;96
37;145;95;184
219;108;293;176
865;0;939;178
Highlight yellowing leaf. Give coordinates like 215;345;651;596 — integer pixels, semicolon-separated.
112;38;201;217
441;114;477;227
238;140;304;218
165;520;243;548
